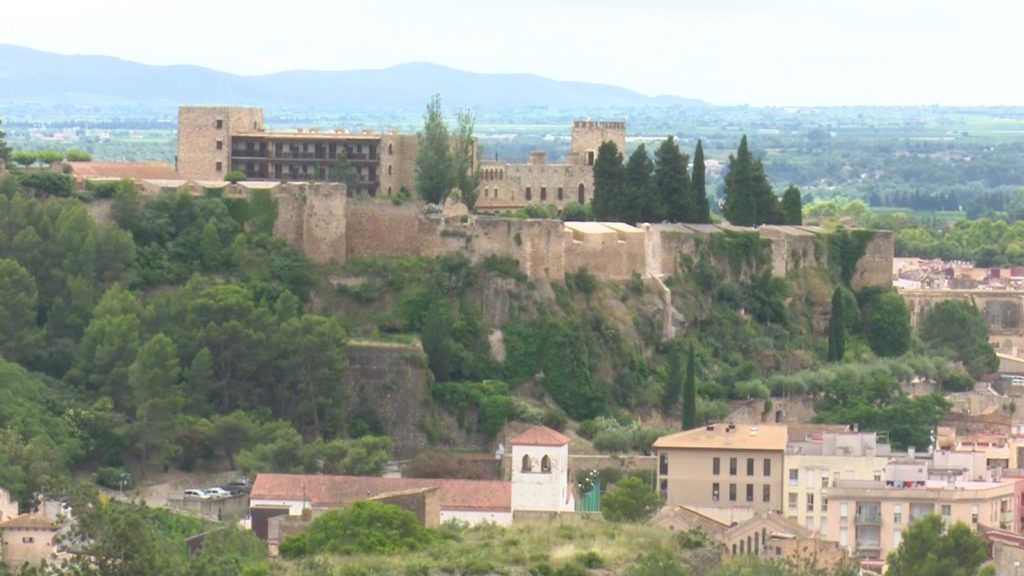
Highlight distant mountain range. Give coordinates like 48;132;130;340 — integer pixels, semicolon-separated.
0;44;707;110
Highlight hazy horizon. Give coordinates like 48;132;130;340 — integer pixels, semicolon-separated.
2;0;1022;107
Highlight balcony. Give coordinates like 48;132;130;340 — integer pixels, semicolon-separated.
232;149;269;159
855;513;882;526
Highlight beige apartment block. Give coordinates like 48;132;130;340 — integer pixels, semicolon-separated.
824;458;1016;562
784;432;894;537
653;424;787;512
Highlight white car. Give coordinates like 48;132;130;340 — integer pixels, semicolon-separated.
183;489;210;499
205;487;231;498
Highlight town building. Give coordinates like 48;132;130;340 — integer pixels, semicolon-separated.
510;425;575;513
784;431;893;537
175;106;624;207
823;457;1016;563
0;514;61;570
653;423;787;512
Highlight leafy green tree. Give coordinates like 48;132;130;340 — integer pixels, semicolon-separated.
415;94;455;204
723;136;780;226
200;220;222;270
129;333;184;479
66;149;92;162
210;410;258;470
683;343;697;430
886;515;988;576
187;524;268;576
236;425;313;476
624;144;656;224
0;119;11;163
919;300;998;379
280;501;435;557
692;139;710;223
601;476;662;522
662;340;682;413
68;312;141;409
11;150;37;168
277;314;349;439
316;435;394;476
0;258;41;362
453;108;481;210
184;348;217;414
592;140;626;220
328;150;359;193
781;185;802;225
827;287;846;362
654;136;692;222
865;292;911;357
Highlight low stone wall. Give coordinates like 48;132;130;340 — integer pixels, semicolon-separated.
166;494;249;520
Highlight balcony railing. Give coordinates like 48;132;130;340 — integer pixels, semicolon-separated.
855;514;883;525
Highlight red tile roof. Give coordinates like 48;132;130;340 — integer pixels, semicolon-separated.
251;474;511;513
509;426;571;446
69;162;178;180
0;514;60;530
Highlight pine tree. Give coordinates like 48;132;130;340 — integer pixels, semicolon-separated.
129;333;183;479
415;94;454;204
723;135;757;226
654;136;692;222
827;287;846;362
683;343;697;430
751;158;781;224
692;140;710;223
623;144;655;223
782;185;803;225
592;141;626;220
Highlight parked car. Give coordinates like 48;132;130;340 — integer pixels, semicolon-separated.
205;487;231;498
223;480;251;495
183;489;210;499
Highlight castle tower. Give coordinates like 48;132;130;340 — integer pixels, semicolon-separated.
569;120;626;166
177;106;264;180
510;425;574;512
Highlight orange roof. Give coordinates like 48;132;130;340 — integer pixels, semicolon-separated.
653;424;787;451
0;514;60;530
70;162;178;180
251;474;511;513
509;426;571;446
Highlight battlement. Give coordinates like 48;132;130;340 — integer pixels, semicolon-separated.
572;120;625;130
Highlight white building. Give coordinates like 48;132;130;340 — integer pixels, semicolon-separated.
510;426;575;513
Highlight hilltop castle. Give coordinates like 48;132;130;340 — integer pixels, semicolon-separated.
175;106;625;210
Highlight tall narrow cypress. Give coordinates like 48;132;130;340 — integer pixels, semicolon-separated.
683;343;697;430
827;287;846;362
692;140;710;223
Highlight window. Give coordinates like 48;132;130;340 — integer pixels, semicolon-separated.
840;502;849;522
789;469;798;486
215;119;223;129
216;140;223;150
730;458;737;476
820;517;828;537
822;497;828;512
521;454;531;472
763;484;771;502
971;505;979;524
763;458;771;476
388;165;392;175
558;187;564;201
541;187;547;202
388;143;393;155
729;484;737;502
746;484;754;502
893;504;902;524
541;455;551;473
22;537;34;544
893;528;902;547
578;183;585;203
839;527;848;547
821;472;829;488
659;453;668;475
941;504;951;519
806;469;815;488
712;483;720;501
805;517;814;530
788;493;798;511
587;151;595;165
215;161;222;172
747;458;754;476
526;187;532;201
806;494;815;512
712;457;720;476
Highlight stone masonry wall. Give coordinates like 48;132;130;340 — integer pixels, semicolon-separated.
852;230;896;291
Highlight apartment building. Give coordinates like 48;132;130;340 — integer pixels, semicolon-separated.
653;424;787;512
824;457;1016;562
784;432;893;537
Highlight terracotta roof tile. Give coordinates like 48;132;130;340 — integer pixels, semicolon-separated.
251;474;511;513
70;162;178;180
509;426;571;447
0;514;60;530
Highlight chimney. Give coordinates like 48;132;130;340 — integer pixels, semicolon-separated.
706;425;715;432
908;446;916;461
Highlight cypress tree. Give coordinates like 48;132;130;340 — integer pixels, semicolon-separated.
683;343;697;430
415;94;454;204
751;158;781;224
662;340;682;413
653;136;691;222
623;144;655;224
692;140;710;223
592;141;626;220
722;136;756;226
827;287;846;362
782;185;803;225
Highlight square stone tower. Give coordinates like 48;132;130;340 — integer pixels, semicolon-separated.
510;425;574;512
569;120;626;166
177;106;264;180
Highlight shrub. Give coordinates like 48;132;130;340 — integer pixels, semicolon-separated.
225;170;247;183
66;149;92;162
92;467;135;490
601;477;661;523
281;501;435;556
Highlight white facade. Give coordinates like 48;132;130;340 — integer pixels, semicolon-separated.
511;441;573;512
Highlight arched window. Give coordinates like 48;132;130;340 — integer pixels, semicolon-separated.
541;455;551;473
388;165;392;176
578;183;586;204
388;143;393;155
521;454;531;472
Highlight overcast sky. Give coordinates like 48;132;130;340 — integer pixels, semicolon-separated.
2;0;1020;106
